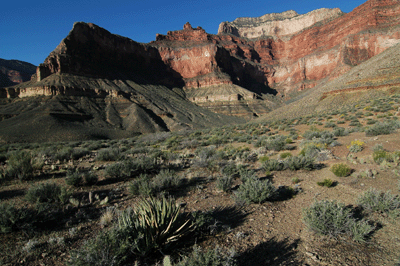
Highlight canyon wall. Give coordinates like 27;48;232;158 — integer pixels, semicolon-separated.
4;0;400;118
218;8;343;39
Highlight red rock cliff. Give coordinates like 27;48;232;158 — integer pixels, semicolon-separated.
9;0;400;105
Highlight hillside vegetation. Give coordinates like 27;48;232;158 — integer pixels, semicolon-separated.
1;92;400;265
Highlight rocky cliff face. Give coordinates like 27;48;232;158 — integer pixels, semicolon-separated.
3;0;400;123
218;8;343;39
0;59;36;88
216;0;400;94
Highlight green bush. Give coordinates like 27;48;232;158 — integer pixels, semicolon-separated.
68;227;129;266
235;178;276;204
65;170;83;187
105;162;126;179
330;163;351;177
216;176;233;192
299;142;326;158
0;201;24;233
357;188;400;213
6;151;38;181
54;147;73;161
365;121;398;136
25;182;70;205
221;163;239;177
262;159;285;172
66;170;98;186
128;174;154;196
96;148;121;161
372;150;391;164
117;197;194;257
176;245;237;266
71;148;90;160
302;130;335;146
126;157;159;175
279;152;292;159
324;121;337;128
302;200;373;242
265;135;287;151
238;168;257;183
284;156;314;171
152;169;183;193
83;171;98;186
317;179;334;188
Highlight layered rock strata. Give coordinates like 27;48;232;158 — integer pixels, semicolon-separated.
3;0;400;121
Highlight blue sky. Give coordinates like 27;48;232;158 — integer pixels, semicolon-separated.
1;0;367;66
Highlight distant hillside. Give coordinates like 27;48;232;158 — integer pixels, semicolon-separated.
0;58;36;87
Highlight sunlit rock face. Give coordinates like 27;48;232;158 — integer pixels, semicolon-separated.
4;0;400;119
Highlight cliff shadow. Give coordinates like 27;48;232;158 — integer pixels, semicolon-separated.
216;47;278;96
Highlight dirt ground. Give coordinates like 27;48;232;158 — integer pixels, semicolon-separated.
1;117;400;266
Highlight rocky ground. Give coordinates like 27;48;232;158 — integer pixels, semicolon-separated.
1;93;400;266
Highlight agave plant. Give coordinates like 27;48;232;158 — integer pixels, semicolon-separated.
118;197;194;257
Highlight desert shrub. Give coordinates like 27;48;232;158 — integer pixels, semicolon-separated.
0;201;24;233
303;130;336;146
68;227;128;266
373;150;388;164
152;169;183;193
349;121;362;127
96;148;121;161
125;157;159;175
285;137;293;144
365;121;399;136
284;156;314;171
221;162;239;177
302;130;322;140
317;179;334;188
193;147;217;168
302;200;373;242
5;151;39;181
324;121;337;128
53;147;74;161
265;135;287;151
238;168;258;183
330;163;351;177
117;197;194;257
262;159;285;172
299;142;326;158
279;152;292;159
105;162;126;179
66;170;98;186
357;188;400;214
258;155;269;163
175;245;237;266
84;171;98;186
25;182;70;205
235;178;276;204
216;176;233;192
128;174;154;196
71;148;90;160
347;140;364;153
65;170;83;187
